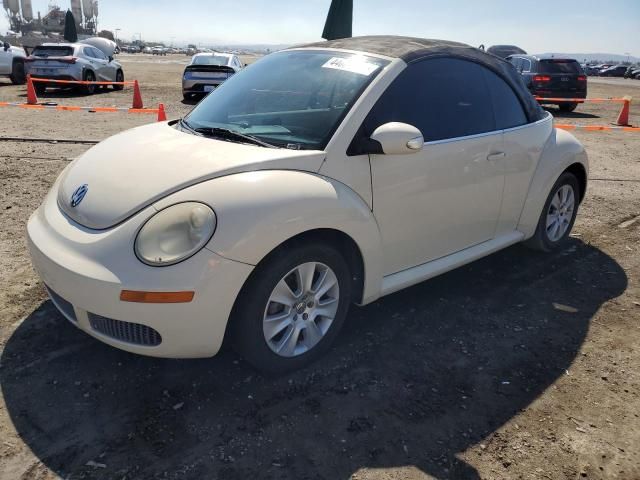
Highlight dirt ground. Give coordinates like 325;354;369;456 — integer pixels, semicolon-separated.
0;54;639;480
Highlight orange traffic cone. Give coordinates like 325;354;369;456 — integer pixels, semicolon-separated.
615;96;632;126
26;74;38;105
132;80;144;109
157;103;167;122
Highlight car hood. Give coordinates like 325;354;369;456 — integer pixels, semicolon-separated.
58;122;326;230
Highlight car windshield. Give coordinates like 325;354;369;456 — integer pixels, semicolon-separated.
192;55;230;66
184;50;389;150
539;60;583;74
32;46;74;57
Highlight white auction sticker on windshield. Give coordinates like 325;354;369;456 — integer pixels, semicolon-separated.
322;57;380;76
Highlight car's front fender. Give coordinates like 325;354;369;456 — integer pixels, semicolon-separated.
153;170;385;304
517;127;589;238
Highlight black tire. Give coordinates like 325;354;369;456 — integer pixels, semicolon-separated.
559;102;578;112
113;70;124;90
83;70;96;95
9;60;25;84
231;242;352;374
525;172;580;252
182;92;191;101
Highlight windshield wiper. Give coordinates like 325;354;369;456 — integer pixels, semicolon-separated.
193;127;276;148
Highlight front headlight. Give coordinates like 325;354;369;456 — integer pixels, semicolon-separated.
135;202;216;266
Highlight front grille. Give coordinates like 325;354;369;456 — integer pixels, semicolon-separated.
88;313;162;347
45;285;77;322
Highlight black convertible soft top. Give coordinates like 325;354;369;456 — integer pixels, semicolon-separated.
298;36;545;123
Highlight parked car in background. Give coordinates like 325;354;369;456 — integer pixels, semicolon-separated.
599;65;628;77
151;47;166;56
25;42;124;95
486;44;527;59
182;52;243;100
28;36;588;373
508;55;586;111
623;66;638;78
0;40;26;84
582;64;600;76
593;64;612;74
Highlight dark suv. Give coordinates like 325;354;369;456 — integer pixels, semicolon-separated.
508;55;587;112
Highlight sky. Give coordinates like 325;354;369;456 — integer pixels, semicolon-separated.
3;0;640;56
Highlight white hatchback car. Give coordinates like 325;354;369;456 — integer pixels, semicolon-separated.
28;36;588;373
182;52;244;100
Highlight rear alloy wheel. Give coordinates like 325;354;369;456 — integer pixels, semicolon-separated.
525;172;580;252
232;243;352;373
83;71;96;95
9;60;25;84
113;70;124;91
559;102;578;112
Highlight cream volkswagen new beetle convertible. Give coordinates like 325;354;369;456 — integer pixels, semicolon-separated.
27;37;588;373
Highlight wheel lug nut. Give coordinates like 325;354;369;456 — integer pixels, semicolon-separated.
303;313;308;320
307;302;314;308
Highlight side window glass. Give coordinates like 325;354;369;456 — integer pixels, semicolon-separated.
515;58;523;71
482;68;527;130
522;59;531;72
363;57;495;142
84;47;95;58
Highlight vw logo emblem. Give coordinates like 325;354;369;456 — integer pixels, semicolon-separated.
70;184;88;208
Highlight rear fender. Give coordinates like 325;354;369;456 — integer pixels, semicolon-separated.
153;170;385;304
517;127;588;238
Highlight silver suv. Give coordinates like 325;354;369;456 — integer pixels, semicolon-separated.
25;42;124;95
0;41;27;84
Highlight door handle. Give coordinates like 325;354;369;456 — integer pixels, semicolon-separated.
487;152;506;161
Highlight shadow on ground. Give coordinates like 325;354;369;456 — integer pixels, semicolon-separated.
545;107;600;119
181;95;204;106
18;86;126;99
0;240;627;479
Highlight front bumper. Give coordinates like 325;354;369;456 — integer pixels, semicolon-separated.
27;183;253;358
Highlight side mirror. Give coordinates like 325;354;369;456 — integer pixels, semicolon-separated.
370;122;424;155
108;56;114;62
3;42;10;52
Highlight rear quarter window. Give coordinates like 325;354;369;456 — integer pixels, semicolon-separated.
482;68;528;130
539;60;583;74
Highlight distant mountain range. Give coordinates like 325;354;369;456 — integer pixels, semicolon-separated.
535;53;640;63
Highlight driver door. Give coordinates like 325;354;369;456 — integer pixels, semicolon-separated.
363;58;505;275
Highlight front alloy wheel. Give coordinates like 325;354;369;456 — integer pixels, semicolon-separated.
263;262;339;357
232;243;351;373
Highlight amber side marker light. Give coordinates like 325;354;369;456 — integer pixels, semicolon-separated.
120;290;195;303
